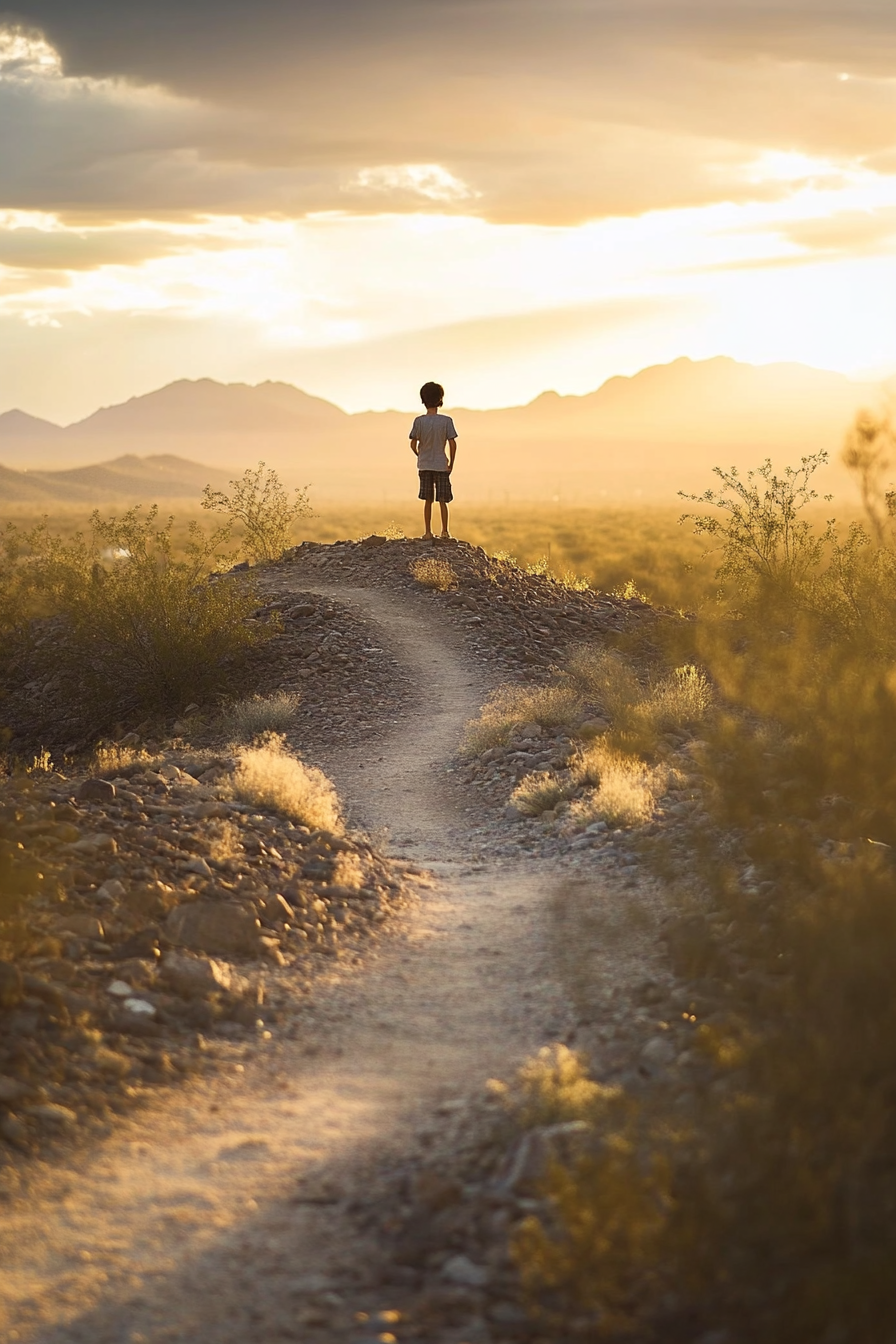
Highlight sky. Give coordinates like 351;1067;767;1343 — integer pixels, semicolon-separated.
1;0;896;422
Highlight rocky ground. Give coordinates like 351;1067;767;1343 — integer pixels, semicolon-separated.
0;753;422;1158
0;536;718;1344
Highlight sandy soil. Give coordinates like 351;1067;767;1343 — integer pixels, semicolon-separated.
0;581;580;1344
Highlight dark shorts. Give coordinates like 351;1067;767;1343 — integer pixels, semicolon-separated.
418;470;453;503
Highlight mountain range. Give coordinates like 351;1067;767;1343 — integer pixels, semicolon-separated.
0;454;233;507
1;357;888;503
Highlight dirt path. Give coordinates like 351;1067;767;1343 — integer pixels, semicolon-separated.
0;581;574;1344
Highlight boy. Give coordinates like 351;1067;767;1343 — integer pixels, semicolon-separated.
409;381;458;540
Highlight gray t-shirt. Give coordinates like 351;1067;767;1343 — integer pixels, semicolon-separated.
410;413;458;473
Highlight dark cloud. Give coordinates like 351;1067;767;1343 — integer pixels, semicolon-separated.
1;1;895;223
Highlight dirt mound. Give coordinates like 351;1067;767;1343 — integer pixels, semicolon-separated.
0;752;420;1157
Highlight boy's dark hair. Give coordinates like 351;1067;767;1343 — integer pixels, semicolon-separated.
420;381;444;409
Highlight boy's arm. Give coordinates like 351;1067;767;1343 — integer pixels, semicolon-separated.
410;438;419;458
447;438;457;473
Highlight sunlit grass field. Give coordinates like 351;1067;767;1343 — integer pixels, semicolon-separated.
5;497;861;614
0;501;720;609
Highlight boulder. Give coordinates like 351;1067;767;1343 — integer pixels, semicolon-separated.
161;951;233;998
77;777;116;803
166;900;262;956
56;913;104;941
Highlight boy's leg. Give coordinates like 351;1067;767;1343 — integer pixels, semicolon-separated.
439;501;450;536
422;499;434;537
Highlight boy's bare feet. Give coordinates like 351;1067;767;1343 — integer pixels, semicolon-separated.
422;532;434;539
439;532;451;540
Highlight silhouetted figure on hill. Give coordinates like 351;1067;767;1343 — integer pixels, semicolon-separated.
409;381;458;540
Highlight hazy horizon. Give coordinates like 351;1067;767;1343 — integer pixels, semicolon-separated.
3;352;892;429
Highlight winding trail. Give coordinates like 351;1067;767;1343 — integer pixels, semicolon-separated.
0;581;573;1344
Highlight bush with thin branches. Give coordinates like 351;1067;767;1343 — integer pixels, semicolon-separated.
2;507;264;734
202;462;312;563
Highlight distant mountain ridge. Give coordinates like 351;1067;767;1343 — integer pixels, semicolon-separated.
0;359;887;502
0;454;233;506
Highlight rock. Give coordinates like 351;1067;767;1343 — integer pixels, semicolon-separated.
0;961;23;1009
161;951;233;998
642;1035;676;1067
0;1075;33;1106
183;857;214;879
26;1102;78;1130
107;980;134;997
71;834;118;855
0;1115;29;1146
56;914;104;941
166;900;262;956
116;957;158;986
441;1255;489;1288
114;928;162;960
96;878;127;902
261;893;295;922
489;1302;529;1327
77;777;116;803
518;723;544;739
123;998;156;1017
361;534;388;547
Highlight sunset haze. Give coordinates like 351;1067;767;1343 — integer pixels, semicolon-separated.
0;1;894;430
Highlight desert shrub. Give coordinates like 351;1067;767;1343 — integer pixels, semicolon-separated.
512;1044;610;1127
383;521;406;540
2;508;264;734
514;453;896;1341
680;452;834;610
202;461;311;563
409;556;457;590
461;685;583;755
510;771;568;817
842;407;896;547
570;743;661;828
226;734;341;831
221;691;301;742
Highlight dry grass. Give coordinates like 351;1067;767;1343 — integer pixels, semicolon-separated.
510;772;569;817
225;733;341;832
409;556;458;591
564;646;642;716
461;684;583;755
570;742;663;828
564;646;712;750
221;690;301;742
640;664;712;731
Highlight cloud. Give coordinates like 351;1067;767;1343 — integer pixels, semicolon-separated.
0;6;894;225
348;164;478;204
